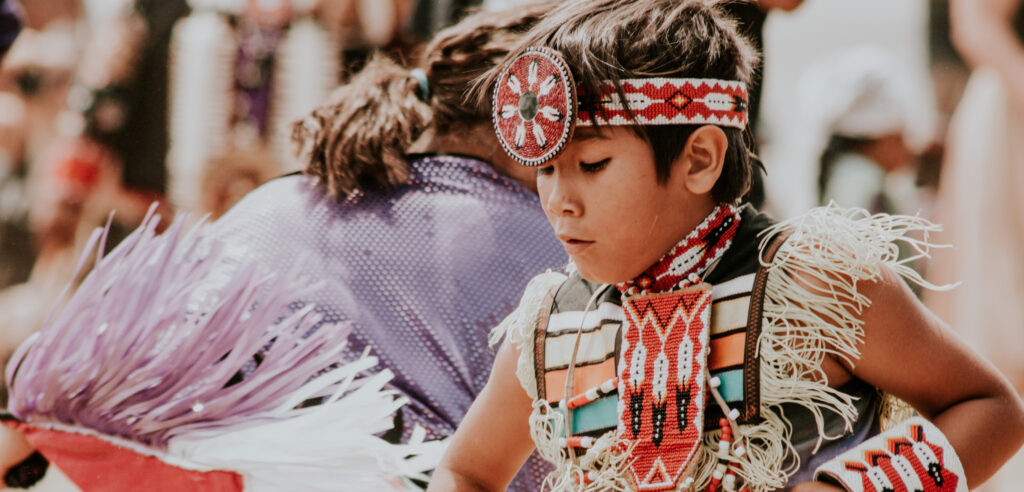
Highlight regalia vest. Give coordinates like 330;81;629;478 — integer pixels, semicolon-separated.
509;207;893;491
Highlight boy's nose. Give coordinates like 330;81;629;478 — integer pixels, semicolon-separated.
546;187;582;217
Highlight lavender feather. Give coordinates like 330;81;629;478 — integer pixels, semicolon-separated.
5;208;358;449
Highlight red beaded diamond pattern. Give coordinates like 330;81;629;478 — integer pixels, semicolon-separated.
578;79;748;129
841;424;962;492
616;204;741;296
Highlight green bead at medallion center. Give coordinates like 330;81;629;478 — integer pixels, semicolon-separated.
519;91;539;121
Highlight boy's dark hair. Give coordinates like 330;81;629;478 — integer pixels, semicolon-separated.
477;0;760;203
292;2;554;198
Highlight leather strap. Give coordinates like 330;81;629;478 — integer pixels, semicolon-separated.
739;229;793;423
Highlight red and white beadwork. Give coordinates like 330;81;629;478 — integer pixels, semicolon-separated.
492;47;577;166
814;417;967;492
579;78;748;130
617;204;742;296
618;285;711;491
492;48;749;165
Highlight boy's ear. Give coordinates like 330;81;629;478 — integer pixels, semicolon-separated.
678;125;727;195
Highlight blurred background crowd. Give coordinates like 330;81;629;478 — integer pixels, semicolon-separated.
0;0;1021;489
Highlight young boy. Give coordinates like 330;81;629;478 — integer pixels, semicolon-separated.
429;1;1024;491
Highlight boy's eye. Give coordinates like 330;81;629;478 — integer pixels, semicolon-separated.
580;158;610;173
536;165;554;176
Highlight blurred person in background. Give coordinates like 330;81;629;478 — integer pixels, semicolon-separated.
0;0;93;413
925;0;1024;488
164;0;431;215
721;0;805;209
0;0;28;290
0;0;420;413
0;0;84;291
798;47;923;216
0;3;564;491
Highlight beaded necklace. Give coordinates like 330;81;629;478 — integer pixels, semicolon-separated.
616;203;742;296
560;204;742;490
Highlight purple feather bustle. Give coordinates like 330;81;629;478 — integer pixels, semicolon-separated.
5;206;357;449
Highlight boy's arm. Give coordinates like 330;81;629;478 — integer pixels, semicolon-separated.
831;265;1024;487
428;339;537;492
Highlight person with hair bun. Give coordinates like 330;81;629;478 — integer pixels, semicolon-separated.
1;3;563;491
215;4;566;489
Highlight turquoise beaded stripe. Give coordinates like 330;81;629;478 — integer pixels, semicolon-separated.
552;395;620;435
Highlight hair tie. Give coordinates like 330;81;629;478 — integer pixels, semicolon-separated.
411;68;430;102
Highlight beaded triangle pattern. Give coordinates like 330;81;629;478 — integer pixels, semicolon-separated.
815;417;967;492
617;285;711;491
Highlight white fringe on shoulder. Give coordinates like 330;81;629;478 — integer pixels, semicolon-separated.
686;204;948;491
510;205;948;491
489;271;567;400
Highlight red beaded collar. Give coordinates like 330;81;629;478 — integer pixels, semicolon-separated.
492;47;748;165
616;204;742;296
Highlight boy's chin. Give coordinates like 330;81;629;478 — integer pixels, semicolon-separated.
574;261;632;286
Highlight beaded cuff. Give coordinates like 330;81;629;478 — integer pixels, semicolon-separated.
813;416;967;492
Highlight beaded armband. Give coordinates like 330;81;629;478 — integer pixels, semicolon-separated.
813;417;967;492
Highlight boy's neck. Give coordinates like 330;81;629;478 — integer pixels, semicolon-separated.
644;199;719;269
673;200;717;243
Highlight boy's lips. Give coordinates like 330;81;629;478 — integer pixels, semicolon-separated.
557;235;595;255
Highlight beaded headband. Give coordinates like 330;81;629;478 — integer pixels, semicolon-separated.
492;47;749;166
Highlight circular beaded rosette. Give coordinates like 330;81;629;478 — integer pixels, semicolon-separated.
492;47;577;166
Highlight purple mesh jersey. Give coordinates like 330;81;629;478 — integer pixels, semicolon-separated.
211;155;565;491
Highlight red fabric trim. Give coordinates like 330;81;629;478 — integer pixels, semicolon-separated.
15;424;244;492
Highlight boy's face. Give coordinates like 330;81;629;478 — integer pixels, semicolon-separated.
536;127;715;284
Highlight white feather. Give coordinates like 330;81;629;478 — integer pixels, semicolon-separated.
508;75;521;95
514;123;526;148
652;350;668;402
532;122;546;148
167;357;447;491
539;106;562;122
629;338;646;388
539;75;557;97
501;105;519;118
677;338;692;386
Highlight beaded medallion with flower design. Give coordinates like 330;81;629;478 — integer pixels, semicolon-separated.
492;47;577;166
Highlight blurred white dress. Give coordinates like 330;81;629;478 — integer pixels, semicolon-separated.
924;67;1024;491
